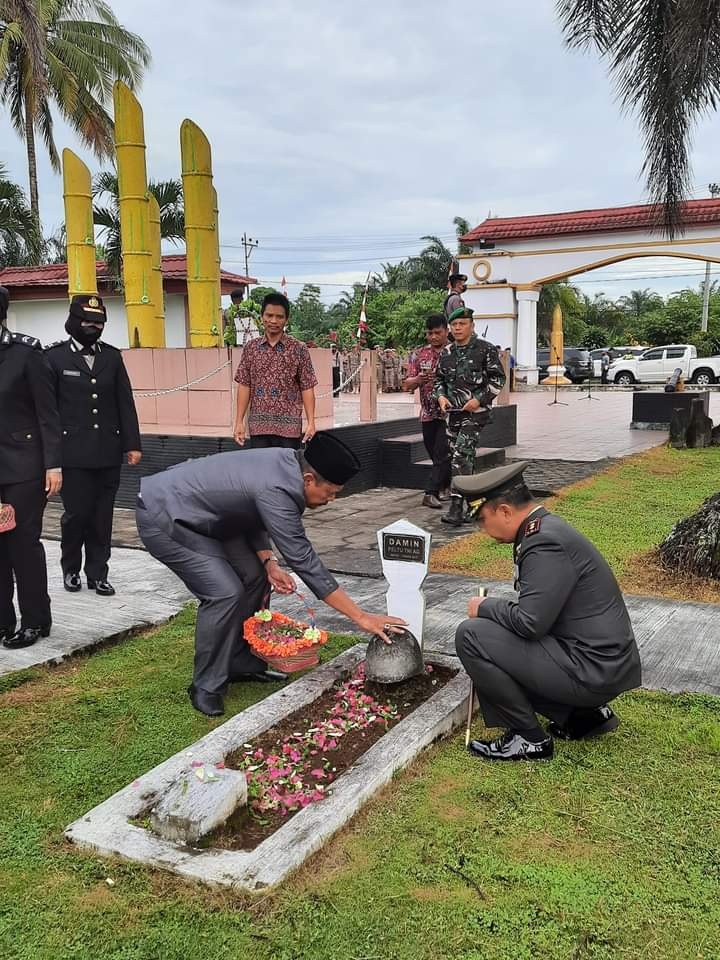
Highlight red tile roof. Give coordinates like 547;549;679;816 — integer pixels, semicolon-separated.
0;255;255;289
461;199;720;243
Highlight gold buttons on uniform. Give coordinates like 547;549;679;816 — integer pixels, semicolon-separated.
91;378;97;384
92;393;98;399
26;433;32;439
92;409;98;414
93;424;99;429
63;430;67;436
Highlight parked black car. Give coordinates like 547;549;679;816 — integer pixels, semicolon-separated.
537;347;593;383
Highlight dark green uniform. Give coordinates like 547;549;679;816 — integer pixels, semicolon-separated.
433;335;505;478
455;506;641;731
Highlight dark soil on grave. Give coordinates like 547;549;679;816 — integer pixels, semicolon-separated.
201;662;458;852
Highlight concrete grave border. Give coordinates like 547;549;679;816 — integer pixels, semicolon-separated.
66;645;468;891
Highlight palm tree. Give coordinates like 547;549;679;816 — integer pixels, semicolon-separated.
557;0;720;236
407;234;454;291
454;215;472;255
619;288;664;322
0;160;40;266
92;171;185;287
0;0;150;232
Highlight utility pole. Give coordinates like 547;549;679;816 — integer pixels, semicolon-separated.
702;184;720;332
241;232;259;299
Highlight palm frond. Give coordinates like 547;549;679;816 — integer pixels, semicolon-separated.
555;0;624;50
36;94;60;170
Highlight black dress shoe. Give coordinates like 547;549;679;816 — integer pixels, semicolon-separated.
0;626;17;644
548;705;620;741
63;573;81;592
230;669;289;684
469;730;554;762
187;684;225;717
87;579;116;596
3;624;50;649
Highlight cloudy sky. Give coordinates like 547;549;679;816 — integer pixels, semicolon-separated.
3;0;720;301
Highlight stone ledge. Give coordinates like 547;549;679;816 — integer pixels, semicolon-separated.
65;646;469;891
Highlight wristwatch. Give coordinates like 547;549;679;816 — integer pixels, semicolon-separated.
262;555;279;566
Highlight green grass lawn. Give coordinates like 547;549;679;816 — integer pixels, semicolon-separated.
431;445;720;602
0;608;719;959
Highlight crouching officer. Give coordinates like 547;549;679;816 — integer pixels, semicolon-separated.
0;286;62;649
453;462;641;761
46;295;142;596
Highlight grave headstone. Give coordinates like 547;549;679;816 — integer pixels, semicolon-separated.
150;765;247;844
377;519;431;648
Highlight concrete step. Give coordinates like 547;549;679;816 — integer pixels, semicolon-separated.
380;436;506;490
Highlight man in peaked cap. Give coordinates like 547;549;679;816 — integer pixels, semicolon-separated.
46;295;142;597
444;273;468;322
452;461;641;761
136;432;406;716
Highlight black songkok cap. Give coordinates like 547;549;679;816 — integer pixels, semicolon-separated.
69;294;107;323
304;432;362;486
449;273;468;284
453;461;531;508
0;285;9;321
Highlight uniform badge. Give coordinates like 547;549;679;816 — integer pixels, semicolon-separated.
89;296;99;308
525;517;542;536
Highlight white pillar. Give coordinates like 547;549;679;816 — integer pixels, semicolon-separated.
515;289;540;385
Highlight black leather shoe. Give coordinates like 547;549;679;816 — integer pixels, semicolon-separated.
441;495;464;526
0;626;17;644
230;669;289;684
469;730;554;761
64;573;81;592
3;624;50;649
87;579;116;596
548;705;620;741
187;684;224;717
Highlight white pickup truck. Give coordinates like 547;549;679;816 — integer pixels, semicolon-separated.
607;344;720;386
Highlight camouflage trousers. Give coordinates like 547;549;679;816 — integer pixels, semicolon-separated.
446;410;489;478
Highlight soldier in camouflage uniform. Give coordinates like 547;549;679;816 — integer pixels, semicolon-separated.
434;308;505;526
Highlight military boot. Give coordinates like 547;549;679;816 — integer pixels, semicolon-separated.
441;494;464;526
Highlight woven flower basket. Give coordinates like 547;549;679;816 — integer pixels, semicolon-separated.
244;591;328;675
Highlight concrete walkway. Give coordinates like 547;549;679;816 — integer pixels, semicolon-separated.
4;544;718;697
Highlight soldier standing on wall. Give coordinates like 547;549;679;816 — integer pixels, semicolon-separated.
434;308;506;526
0;285;63;649
46;295;142;597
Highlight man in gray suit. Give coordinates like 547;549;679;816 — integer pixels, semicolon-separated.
453;461;641;761
136;432;404;716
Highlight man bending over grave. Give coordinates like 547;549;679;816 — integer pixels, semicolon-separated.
453;462;641;761
136;432;405;717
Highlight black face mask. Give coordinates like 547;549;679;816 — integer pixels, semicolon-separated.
65;313;104;347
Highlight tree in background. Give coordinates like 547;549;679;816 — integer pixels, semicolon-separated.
537;281;587;345
0;159;39;266
92;172;184;286
0;0;150;232
558;0;720;235
619;288;664;323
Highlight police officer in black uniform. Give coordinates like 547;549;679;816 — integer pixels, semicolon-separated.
453;461;642;761
0;285;62;649
45;295;142;596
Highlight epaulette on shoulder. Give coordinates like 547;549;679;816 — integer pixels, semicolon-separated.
44;339;67;350
10;331;42;350
525;516;543;537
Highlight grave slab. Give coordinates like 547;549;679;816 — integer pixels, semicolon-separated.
65;646;468;891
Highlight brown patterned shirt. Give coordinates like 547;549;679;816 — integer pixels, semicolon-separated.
234;333;317;438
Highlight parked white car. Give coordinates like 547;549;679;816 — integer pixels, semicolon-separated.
607;344;720;386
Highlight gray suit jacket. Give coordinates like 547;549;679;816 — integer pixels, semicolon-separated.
139;449;339;600
477;507;642;696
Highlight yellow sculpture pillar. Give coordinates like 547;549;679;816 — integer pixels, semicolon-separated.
113;81;164;347
148;194;166;336
541;304;572;385
212;186;223;341
181;119;221;346
62;149;97;298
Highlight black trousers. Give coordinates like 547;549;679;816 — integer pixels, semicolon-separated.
421;419;451;494
0;478;50;630
60;466;121;581
455;619;609;732
250;435;301;450
136;507;269;694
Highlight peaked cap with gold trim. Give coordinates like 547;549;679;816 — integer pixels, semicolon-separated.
453;461;531;510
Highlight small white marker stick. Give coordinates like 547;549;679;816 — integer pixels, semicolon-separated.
465;587;487;747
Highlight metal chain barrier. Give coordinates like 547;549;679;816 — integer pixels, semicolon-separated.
134;356;368;400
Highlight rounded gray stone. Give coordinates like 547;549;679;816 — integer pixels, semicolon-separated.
365;628;424;683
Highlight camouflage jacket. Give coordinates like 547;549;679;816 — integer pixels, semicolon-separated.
433;334;505;409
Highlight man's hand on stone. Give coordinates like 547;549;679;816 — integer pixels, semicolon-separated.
356;612;407;644
267;561;295;594
467;596;486;618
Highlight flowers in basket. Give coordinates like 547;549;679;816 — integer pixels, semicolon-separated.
244;609;328;671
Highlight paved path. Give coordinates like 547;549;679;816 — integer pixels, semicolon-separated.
0;541;190;678
4;545;717;697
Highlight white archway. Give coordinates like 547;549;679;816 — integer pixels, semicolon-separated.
460;199;720;383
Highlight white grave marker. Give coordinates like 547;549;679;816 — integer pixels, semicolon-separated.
377;519;431;648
